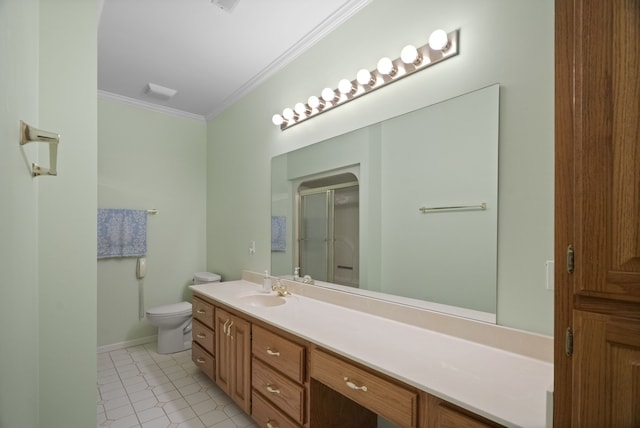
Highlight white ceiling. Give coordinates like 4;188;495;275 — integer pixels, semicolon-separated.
98;0;369;121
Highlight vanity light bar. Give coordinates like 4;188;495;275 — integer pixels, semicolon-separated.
272;29;459;131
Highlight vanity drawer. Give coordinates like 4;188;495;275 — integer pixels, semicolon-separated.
192;297;214;329
252;324;305;383
192;342;214;380
252;357;305;424
192;319;214;354
310;349;418;428
252;390;300;428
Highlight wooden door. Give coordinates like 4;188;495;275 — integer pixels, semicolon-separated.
555;0;640;426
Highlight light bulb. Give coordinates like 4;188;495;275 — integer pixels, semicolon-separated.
377;57;396;76
294;102;308;115
338;78;355;94
400;45;421;65
272;114;284;126
282;108;294;120
321;87;336;102
428;29;449;51
356;69;375;86
308;95;322;109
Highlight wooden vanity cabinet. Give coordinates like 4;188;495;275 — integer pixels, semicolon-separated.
422;393;503;428
191;297;215;380
215;307;251;413
191;293;507;428
251;324;308;427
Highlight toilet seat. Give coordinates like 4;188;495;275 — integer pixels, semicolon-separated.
146;301;192;317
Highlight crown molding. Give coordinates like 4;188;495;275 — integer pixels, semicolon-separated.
205;0;371;121
98;90;206;122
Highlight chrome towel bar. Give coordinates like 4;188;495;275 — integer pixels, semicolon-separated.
419;203;487;213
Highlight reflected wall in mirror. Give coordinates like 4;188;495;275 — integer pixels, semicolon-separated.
271;85;499;321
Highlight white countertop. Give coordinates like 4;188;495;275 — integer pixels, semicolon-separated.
191;280;553;428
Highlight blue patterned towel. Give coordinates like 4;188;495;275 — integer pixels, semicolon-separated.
271;216;286;251
97;209;147;258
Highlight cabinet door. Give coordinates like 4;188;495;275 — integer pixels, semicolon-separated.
214;308;251;413
572;312;640;427
555;0;640;426
559;0;640;303
215;309;232;395
229;313;251;413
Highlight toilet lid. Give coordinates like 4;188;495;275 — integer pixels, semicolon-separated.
194;272;221;282
146;301;192;316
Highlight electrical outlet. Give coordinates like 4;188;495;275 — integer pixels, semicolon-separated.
249;240;256;256
545;260;554;290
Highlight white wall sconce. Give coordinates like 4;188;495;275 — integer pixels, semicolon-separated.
271;28;459;130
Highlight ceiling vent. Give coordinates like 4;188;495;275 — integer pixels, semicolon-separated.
143;83;177;101
212;0;239;13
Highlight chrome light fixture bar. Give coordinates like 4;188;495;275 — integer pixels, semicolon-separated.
272;29;459;131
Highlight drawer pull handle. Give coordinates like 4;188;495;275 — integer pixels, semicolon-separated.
266;385;281;394
266;348;281;357
196;333;206;339
344;377;368;392
196;358;206;365
266;420;279;428
196;309;206;314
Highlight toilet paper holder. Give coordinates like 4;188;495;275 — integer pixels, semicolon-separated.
20;120;60;177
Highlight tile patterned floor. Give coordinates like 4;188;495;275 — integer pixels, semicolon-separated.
97;343;258;428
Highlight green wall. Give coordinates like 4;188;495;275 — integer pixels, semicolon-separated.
38;1;98;426
97;100;207;347
0;0;40;426
0;0;98;426
207;0;555;335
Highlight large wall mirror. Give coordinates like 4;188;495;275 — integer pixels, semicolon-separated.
271;85;499;322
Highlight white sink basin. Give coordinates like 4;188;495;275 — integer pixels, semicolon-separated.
238;294;286;307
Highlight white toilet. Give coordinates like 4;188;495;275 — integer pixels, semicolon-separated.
146;272;221;354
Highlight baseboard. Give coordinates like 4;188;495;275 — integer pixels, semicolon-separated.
97;335;157;353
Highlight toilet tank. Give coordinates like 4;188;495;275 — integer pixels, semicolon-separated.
194;272;221;284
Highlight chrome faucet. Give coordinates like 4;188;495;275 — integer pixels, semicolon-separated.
293;267;314;284
272;279;291;296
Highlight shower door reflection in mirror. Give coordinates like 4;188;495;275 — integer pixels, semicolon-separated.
298;175;359;287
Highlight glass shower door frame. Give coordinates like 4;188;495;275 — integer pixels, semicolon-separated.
296;181;358;284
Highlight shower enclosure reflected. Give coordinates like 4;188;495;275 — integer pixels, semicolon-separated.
298;174;359;287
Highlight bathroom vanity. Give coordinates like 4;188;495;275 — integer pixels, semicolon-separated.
190;272;552;428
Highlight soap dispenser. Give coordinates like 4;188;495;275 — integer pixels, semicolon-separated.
263;270;271;293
